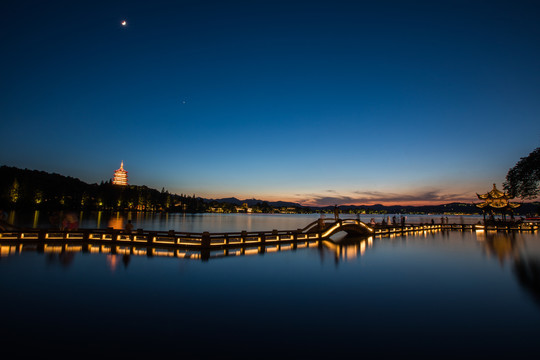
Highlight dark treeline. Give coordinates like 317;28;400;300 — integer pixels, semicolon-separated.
2;165;538;215
0;166;205;212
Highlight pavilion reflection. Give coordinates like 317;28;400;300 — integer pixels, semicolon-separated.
476;230;522;265
476;230;540;307
513;257;540;305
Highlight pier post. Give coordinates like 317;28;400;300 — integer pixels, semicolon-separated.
293;231;300;250
168;230;176;244
147;231;156;244
270;229;277;242
199;232;211;261
259;232;266;245
241;231;247;244
201;231;211;248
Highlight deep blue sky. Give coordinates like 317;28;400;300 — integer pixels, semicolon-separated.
2;0;539;205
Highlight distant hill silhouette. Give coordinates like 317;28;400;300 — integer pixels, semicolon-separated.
207;197;303;208
1;165;538;215
0;165;205;212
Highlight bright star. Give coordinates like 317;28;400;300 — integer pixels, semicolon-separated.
121;20;127;26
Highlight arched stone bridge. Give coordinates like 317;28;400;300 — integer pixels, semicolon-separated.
300;218;374;237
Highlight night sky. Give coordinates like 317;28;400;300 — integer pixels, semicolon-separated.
2;0;539;206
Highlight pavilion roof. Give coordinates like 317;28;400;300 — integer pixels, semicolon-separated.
477;184;508;200
475;184;520;210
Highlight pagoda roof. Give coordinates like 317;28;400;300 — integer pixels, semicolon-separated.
476;184;509;200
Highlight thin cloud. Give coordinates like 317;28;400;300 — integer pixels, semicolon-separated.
296;189;477;207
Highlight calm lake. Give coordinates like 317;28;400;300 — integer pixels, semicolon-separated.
1;213;539;358
4;210;485;232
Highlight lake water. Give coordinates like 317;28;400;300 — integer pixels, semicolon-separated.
1;213;539;358
6;210;485;232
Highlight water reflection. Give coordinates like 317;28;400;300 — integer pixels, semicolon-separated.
477;231;521;265
107;215;124;230
46;248;75;267
514;257;540;305
2;229;540;310
473;230;540;306
319;235;373;265
479;231;540;308
107;254;131;271
4;210;485;232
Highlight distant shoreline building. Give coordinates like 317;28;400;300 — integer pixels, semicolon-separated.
112;161;128;186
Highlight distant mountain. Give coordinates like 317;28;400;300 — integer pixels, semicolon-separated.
315;202;539;216
205;197;304;208
202;197;540;215
269;201;305;207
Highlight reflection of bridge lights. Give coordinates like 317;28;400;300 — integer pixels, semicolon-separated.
345;245;357;260
44;244;63;254
66;245;82;252
116;246;131;255
0;245;17;257
151;248;175;257
245;248;258;256
133;247;146;255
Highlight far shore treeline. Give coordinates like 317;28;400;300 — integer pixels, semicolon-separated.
0;166;205;213
1;165;539;216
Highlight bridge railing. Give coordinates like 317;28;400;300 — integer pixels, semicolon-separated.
1;222;537;249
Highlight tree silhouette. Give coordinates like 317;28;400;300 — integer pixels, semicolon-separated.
504;148;540;199
0;165;207;213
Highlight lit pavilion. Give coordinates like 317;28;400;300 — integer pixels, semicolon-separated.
112;161;128;186
475;183;520;222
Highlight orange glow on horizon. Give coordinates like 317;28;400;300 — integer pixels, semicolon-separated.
188;190;480;207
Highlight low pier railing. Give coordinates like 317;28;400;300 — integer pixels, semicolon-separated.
0;227;323;248
0;221;538;250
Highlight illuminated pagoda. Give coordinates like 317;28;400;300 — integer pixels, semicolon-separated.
475;183;520;222
112;161;128;186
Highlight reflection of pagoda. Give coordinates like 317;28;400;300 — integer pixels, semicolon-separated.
475;184;520;222
112;161;128;186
